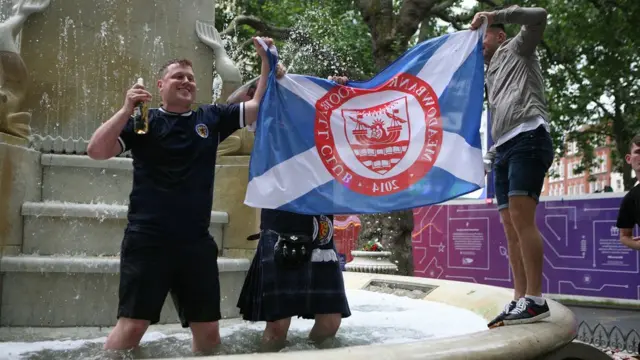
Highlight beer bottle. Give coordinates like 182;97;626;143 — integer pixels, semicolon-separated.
133;77;149;134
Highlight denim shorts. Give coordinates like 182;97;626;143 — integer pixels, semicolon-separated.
493;125;554;210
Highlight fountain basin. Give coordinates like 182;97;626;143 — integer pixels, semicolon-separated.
169;272;579;360
0;271;583;359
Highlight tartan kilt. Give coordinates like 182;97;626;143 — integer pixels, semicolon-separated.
237;229;351;322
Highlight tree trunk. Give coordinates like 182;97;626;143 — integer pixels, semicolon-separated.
622;162;634;190
611;94;635;190
614;128;634;190
357;0;443;71
357;210;415;275
353;0;453;276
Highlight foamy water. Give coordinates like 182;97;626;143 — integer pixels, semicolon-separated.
0;289;487;359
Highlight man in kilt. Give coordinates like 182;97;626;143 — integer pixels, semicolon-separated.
228;71;351;351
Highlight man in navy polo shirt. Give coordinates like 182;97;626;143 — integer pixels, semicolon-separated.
87;37;275;354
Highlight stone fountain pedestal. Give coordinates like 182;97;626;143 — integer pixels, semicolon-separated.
20;0;216;145
0;149;253;327
212;155;261;259
0;134;41;255
345;250;398;274
0;0;262;327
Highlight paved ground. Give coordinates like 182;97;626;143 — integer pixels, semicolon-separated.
568;305;640;334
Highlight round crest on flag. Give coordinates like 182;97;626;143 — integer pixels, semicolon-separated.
314;72;443;196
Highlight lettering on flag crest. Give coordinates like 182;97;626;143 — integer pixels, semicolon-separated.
314;73;443;196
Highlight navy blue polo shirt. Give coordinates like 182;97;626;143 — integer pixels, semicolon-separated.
118;104;245;238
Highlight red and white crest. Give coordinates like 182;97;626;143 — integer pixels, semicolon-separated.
315;73;443;197
342;96;410;175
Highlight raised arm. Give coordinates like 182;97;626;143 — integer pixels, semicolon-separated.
244;37;274;127
470;6;547;57
494;6;548;57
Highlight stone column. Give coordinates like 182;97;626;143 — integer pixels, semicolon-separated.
0;134;42;256
213;156;260;259
19;0;215;146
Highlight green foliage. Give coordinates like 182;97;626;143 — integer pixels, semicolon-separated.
517;0;640;188
216;0;375;79
216;0;640;189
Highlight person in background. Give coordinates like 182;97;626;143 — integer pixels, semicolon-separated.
470;5;553;327
232;71;351;352
617;135;640;251
86;37;274;354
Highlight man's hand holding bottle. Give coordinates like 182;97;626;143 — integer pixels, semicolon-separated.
123;80;152;116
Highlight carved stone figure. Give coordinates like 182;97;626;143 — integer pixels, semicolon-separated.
0;0;50;140
196;20;255;156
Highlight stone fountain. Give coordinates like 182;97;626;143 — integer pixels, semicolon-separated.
0;0;256;327
0;1;605;359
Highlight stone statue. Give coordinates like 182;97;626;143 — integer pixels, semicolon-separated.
0;0;50;140
357;211;415;276
195;20;255;156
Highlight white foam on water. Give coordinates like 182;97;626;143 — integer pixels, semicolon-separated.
0;289;487;359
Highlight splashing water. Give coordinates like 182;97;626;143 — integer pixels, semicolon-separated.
0;289;486;359
211;4;369;101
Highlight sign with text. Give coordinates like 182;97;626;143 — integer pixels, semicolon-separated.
412;195;640;301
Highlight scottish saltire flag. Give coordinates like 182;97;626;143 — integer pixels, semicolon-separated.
246;27;487;215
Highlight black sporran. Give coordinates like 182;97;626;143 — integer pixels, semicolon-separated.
273;233;313;269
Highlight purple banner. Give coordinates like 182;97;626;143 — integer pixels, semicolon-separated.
412;195;640;301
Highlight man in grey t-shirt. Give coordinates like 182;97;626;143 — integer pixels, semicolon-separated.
471;5;554;327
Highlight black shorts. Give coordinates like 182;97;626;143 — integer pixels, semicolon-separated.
117;230;221;327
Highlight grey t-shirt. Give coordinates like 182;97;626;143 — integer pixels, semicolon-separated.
486;7;549;144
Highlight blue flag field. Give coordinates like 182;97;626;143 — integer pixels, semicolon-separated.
245;27;487;215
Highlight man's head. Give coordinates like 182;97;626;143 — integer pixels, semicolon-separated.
157;58;196;111
483;23;507;64
626;134;640;173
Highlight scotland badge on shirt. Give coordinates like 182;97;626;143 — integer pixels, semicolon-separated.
195;123;209;138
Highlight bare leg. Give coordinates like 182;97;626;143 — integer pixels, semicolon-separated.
189;321;221;354
508;196;544;297
261;318;291;352
104;318;149;350
310;314;341;344
499;209;527;300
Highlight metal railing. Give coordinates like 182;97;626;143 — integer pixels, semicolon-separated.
576;321;640;355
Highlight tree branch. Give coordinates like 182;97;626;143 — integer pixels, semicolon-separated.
355;0;397;69
475;0;502;8
396;0;439;44
433;0;501;31
433;10;469;30
433;11;461;29
432;0;456;13
220;15;293;39
539;41;614;118
586;0;631;18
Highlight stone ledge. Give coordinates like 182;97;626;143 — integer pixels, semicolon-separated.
0;133;29;147
0;255;250;274
21;202;229;223
41;154;133;170
41;154;251;169
546;293;640;310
